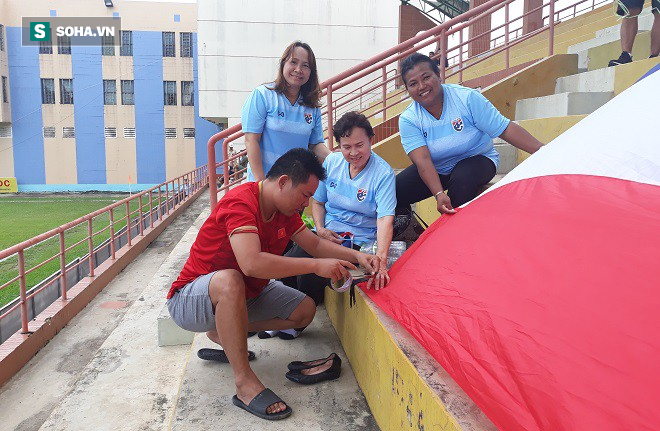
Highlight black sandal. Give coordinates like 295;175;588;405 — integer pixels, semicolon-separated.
287;352;338;371
232;388;292;420
197;348;255;363
285;354;341;385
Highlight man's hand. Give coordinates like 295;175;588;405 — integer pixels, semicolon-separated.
435;192;456;214
355;252;380;276
317;227;343;244
313;258;356;282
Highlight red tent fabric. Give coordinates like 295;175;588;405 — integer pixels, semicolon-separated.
366;71;660;430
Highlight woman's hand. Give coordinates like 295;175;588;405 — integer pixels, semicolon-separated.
317;227;343;244
435;192;456;214
366;256;390;290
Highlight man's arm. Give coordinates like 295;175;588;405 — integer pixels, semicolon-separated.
310;142;331;162
230;231;355;282
292;228;379;274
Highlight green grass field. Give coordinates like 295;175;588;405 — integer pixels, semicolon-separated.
0;194;166;308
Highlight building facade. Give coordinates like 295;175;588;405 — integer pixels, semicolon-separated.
0;0;220;192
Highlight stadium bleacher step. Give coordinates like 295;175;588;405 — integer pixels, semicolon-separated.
567;10;654;70
494;140;517;175
515;91;613;120
555;67;616;93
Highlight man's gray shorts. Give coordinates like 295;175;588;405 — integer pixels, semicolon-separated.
167;272;307;333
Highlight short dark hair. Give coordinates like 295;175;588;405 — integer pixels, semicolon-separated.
400;53;439;87
332;111;375;143
266;148;327;184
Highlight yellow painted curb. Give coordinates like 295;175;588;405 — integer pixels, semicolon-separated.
326;287;495;431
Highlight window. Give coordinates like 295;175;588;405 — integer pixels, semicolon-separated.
63;127;75;138
180;32;192;58
165;128;177;139
0;24;4;52
39;39;53;54
43;127;56;138
0;126;11;138
183;128;195;139
123;127;136;138
60;79;74;104
162;32;175;57
181;81;194;106
104;127;117;138
120;31;132;56
102;35;115;56
41;78;55;104
121;80;134;105
58;35;71;54
103;80;116;105
1;76;7;103
163;81;176;106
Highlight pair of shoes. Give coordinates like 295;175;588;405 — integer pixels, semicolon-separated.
287;352;339;371
197;348;256;363
285;353;341;384
608;51;632;66
232;388;292;420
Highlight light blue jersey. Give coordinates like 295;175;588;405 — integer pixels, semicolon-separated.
399;84;509;175
241;84;325;181
313;151;396;245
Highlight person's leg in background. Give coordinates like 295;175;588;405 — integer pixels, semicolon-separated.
610;0;644;66
444;155;496;208
651;3;660;57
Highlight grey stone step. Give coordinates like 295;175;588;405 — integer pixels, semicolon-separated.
494;141;517;175
555;67;616;93
515;91;613;121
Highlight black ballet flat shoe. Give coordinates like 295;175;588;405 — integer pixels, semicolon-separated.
285;354;341;385
287;352;339;371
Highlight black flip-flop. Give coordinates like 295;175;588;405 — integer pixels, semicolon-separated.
232;388;292;421
197;348;256;363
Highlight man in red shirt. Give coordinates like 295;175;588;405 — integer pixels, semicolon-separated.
167;149;379;421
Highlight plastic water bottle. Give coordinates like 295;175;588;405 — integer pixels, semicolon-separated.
359;240;406;269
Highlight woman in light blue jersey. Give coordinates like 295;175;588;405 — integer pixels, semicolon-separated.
395;53;542;220
260;112;394;341
242;41;330;182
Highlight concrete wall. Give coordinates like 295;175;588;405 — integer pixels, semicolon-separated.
197;0;399;135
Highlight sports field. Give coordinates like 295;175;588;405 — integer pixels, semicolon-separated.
0;194;152;308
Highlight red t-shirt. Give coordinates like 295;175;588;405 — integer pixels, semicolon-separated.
168;182;305;299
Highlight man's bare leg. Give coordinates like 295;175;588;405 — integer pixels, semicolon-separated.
621;9;641;54
651;11;660;57
208;270;315;414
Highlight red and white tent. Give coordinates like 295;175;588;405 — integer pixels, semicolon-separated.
367;69;660;430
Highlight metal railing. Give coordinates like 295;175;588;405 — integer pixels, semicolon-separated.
0;165;208;337
207;0;611;208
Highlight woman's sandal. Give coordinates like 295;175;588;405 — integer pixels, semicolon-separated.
232;388;292;420
287;352;338;371
285;353;342;385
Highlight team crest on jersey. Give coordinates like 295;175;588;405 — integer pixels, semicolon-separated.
356;188;367;202
452;117;464;132
304;113;313;124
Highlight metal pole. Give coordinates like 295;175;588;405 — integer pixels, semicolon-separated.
505;1;510;69
87;219;94;277
459;29;464;84
18;250;28;334
59;231;67;301
549;0;555;56
110;208;116;259
382;67;387;121
149;190;154;229
139;195;144;236
440;29;447;83
126;201;132;246
326;86;333;150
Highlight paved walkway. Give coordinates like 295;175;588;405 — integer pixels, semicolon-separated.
0;190;377;431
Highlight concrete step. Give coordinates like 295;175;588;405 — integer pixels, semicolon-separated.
567;10;654;70
494;140;517;175
555;67;616;93
515;91;613;121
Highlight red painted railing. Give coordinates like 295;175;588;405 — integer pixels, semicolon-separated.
0;165;208;334
207;0;610;208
